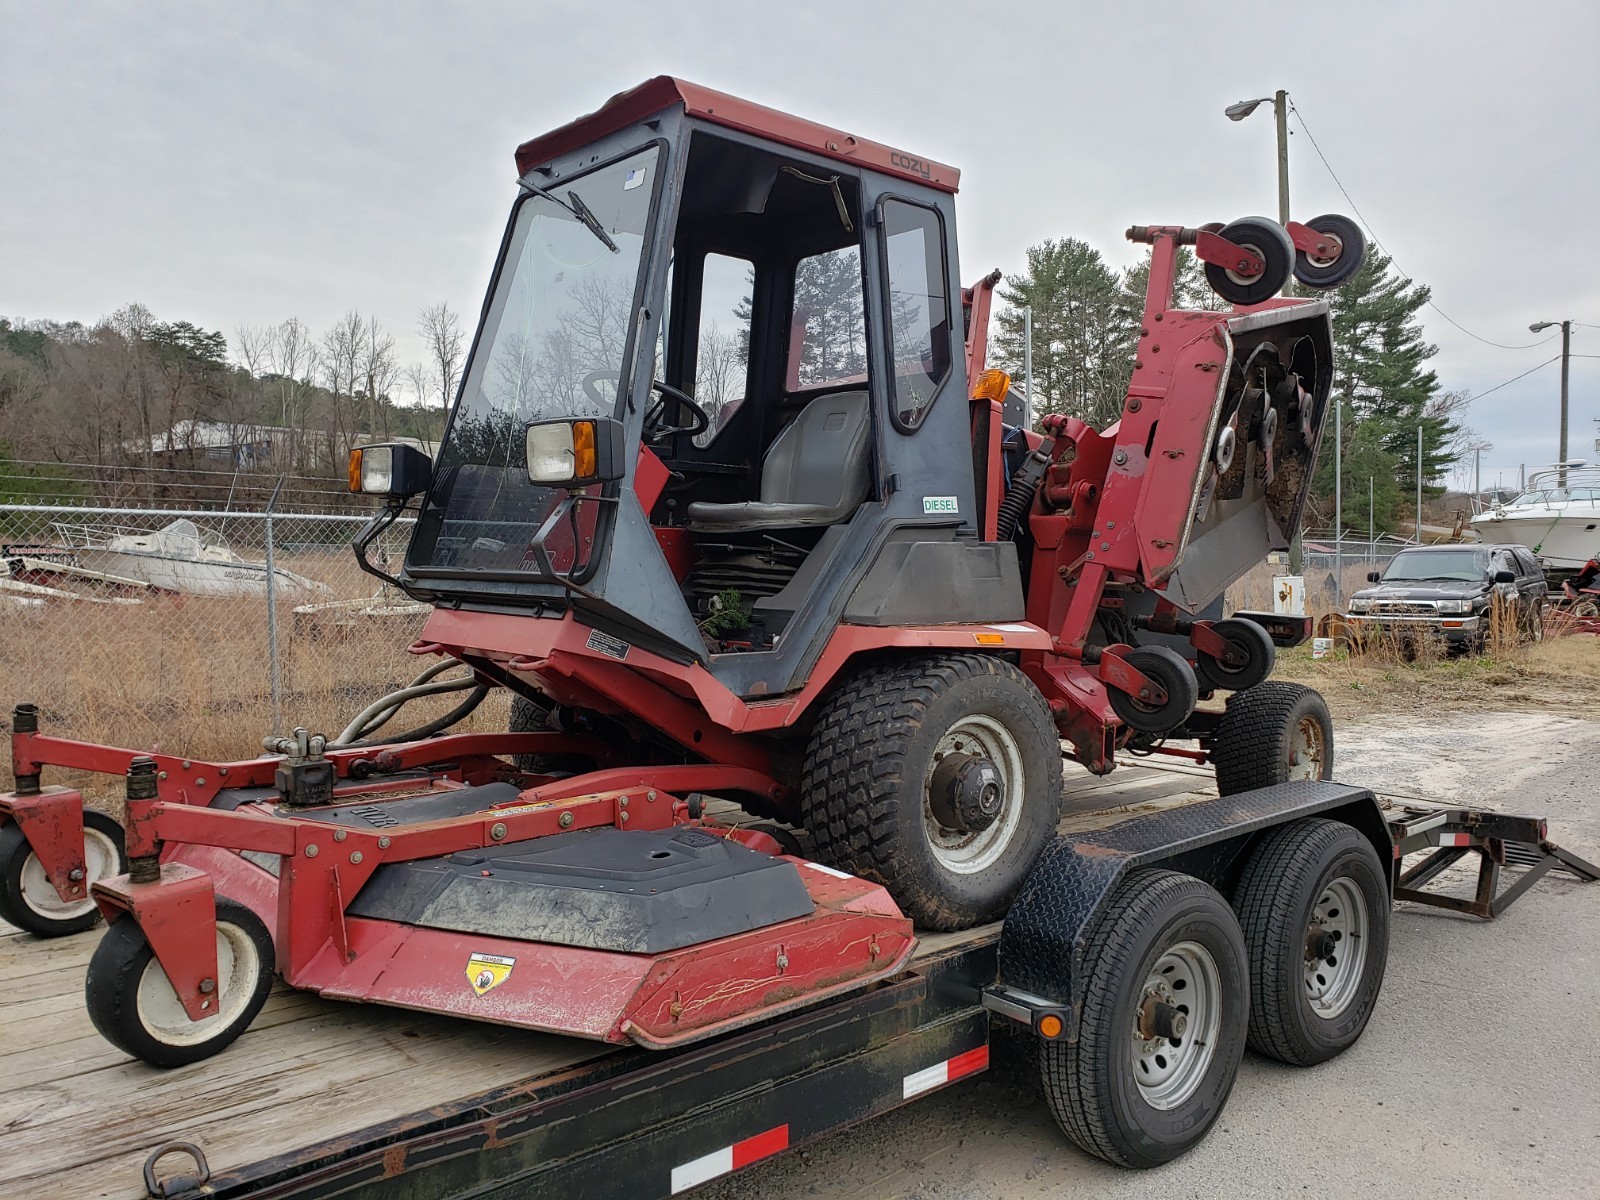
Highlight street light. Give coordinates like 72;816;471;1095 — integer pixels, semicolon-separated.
1228;91;1301;570
1529;319;1573;488
1224;90;1290;228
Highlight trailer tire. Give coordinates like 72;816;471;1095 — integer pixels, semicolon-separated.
800;654;1062;930
1039;869;1249;1168
85;897;274;1068
1212;681;1333;794
1233;818;1390;1066
0;809;126;937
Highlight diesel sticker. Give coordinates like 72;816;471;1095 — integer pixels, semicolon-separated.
585;628;630;660
923;496;959;515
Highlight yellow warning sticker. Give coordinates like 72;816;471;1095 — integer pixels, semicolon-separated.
467;952;516;996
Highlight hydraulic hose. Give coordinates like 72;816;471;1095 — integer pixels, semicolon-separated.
331;660;475;746
342;684;490;748
996;447;1052;541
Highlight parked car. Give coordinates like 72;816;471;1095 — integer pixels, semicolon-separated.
1344;544;1547;649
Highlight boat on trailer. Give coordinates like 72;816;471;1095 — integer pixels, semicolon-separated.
50;518;332;599
1470;465;1600;571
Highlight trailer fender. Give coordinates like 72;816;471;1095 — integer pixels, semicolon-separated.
993;781;1385;1041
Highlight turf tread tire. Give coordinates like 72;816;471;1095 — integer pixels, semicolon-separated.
1039;869;1249;1168
1233;818;1390;1066
1212;681;1333;795
799;654;1061;930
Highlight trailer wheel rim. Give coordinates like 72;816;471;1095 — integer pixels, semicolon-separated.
1304;876;1369;1018
134;919;261;1047
1131;940;1222;1110
923;715;1025;875
1286;715;1326;780
18;826;120;921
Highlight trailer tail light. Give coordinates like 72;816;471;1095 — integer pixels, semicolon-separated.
525;417;627;487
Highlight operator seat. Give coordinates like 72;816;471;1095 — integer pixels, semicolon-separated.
686;390;870;532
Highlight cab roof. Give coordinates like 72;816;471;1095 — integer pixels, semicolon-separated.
513;76;959;194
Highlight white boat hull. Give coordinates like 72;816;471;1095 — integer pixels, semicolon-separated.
1469;512;1600;570
70;547;330;598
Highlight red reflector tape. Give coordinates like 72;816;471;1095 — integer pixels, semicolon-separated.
901;1043;989;1098
1435;833;1474;847
671;1124;789;1193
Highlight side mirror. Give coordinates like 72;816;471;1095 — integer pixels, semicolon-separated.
1493;569;1515;584
526;417;627;487
349;443;432;499
1366;570;1381;583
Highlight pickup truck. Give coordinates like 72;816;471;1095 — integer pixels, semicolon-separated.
1344;543;1547;648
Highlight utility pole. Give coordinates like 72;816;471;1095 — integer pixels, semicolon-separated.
1416;425;1424;544
1474;447;1481;499
1333;396;1342;595
1530;319;1574;488
1273;89;1290;229
1022;306;1034;428
1368;476;1375;568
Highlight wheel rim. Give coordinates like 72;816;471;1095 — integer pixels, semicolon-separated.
1131;940;1222;1111
18;826;120;921
1304;230;1344;269
1285;715;1326;780
134;919;261;1046
1304;877;1369;1019
922;715;1025;875
1224;241;1270;287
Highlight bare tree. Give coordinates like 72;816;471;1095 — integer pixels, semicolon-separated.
418;301;464;413
320;311;365;468
402;360;431;408
359;315;398;439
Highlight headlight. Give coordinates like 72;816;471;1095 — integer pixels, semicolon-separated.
525;417;625;487
1436;599;1471;615
348;443;433;498
1349;598;1371;614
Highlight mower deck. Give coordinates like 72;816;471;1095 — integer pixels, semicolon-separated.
4;759;1211;1199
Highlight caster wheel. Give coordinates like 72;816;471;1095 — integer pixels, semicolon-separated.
1205;217;1294;305
1292;214;1366;289
1108;645;1200;735
1194;617;1277;693
85;897;274;1068
0;809;126;937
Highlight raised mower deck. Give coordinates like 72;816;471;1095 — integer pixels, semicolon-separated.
4;759;1592;1200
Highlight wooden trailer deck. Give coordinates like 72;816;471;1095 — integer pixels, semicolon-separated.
0;759;1222;1200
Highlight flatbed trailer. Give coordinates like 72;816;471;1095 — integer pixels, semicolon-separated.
4;758;1592;1200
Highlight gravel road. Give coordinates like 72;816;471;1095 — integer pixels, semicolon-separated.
700;710;1600;1200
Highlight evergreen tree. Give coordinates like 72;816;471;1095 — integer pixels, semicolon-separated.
993;238;1132;428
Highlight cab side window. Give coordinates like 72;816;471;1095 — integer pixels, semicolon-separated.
691;252;754;448
880;198;951;430
788;245;867;391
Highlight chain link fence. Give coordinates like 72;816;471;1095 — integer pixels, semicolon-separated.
0;503;511;797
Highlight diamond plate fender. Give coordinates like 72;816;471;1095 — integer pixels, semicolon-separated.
996;781;1387;1041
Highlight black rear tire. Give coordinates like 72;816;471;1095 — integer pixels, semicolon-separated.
1233;818;1390;1065
1213;681;1333;794
1040;869;1249;1168
509;694;594;776
800;654;1062;930
85;897;274;1068
0;809;126;937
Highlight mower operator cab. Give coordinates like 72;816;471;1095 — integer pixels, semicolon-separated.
387;78;1025;698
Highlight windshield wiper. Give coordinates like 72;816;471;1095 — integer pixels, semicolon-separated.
516;179;620;253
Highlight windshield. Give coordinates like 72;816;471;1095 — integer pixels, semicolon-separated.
408;145;660;578
1381;550;1486;583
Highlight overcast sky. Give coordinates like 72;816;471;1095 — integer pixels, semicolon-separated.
3;1;1595;493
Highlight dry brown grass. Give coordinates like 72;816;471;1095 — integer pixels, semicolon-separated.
0;595;508;805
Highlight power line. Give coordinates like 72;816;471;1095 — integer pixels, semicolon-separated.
1466;356;1560;402
1288;103;1562;353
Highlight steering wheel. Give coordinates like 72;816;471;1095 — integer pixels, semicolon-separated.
579;371;710;442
